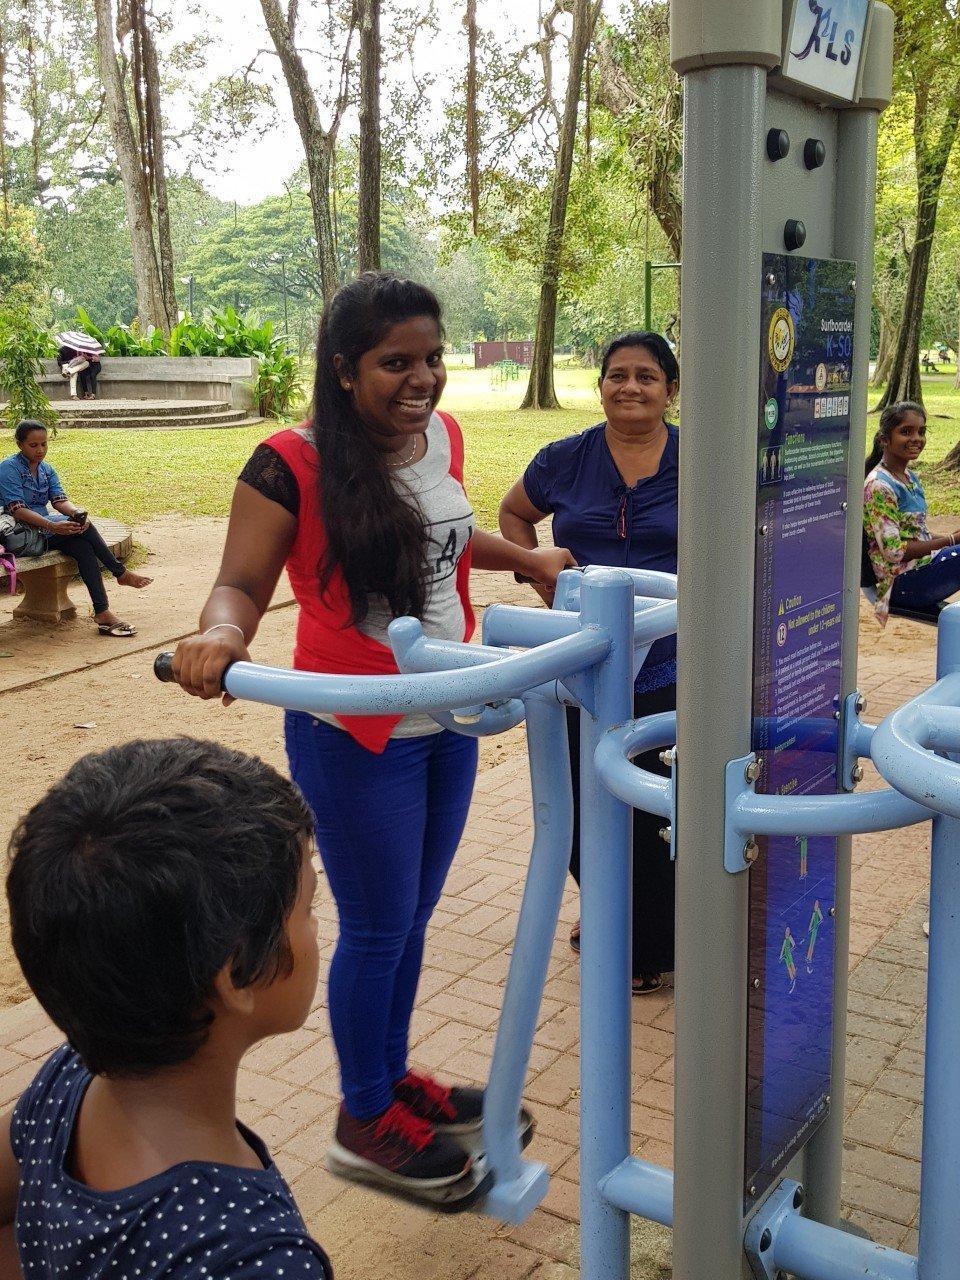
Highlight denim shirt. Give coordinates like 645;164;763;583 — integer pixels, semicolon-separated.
0;452;70;521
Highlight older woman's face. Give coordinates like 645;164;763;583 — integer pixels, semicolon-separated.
600;346;676;432
18;430;49;464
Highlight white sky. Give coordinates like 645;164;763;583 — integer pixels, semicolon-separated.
184;0;552;206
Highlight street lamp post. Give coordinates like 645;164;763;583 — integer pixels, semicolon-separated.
268;252;290;337
179;275;195;316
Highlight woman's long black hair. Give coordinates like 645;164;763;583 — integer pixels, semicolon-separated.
864;400;926;475
313;272;443;626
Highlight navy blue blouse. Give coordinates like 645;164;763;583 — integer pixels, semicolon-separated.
523;422;679;690
11;1045;332;1279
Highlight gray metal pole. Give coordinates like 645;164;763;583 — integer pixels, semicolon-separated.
801;107;881;1229
674;64;767;1280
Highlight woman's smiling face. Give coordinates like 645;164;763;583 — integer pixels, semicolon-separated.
341;316;447;442
883;410;926;470
599;345;676;432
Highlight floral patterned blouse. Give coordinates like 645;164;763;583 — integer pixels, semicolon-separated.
863;464;934;625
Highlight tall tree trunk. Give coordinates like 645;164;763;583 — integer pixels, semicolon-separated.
871;298;895;388
464;0;480;236
22;23;42;198
521;0;600;411
138;10;177;321
259;0;345;301
876;195;939;407
593;12;682;262
93;0;168;329
357;0;381;272
0;26;8;229
877;87;960;411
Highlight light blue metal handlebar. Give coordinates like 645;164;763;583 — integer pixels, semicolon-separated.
594;714;675;818
595;713;933;835
389;620;527;735
734;782;931;836
218;622;610;716
871;671;960;820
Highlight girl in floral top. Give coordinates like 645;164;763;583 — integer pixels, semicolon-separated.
863;401;960;624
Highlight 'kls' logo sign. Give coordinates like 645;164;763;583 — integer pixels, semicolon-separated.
793;1;857;67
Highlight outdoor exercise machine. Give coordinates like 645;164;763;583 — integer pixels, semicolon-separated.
155;559;959;1280
156;566;680;1217
156;1;960;1276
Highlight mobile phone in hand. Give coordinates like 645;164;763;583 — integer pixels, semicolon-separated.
71;511;88;525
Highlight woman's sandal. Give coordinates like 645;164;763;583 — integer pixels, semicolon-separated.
573;924;662;994
97;621;137;638
631;973;663;996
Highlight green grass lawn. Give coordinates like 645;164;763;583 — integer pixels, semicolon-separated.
39;365;960;530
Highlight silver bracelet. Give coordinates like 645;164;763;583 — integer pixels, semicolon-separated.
202;623;246;642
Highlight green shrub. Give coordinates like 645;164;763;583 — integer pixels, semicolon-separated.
254;345;305;420
0;306;57;432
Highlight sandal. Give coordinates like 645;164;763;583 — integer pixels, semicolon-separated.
97;621;137;637
631;973;663;996
570;920;580;953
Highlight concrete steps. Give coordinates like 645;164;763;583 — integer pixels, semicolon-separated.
53;399;265;431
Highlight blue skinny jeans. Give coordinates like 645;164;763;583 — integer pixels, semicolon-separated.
285;712;478;1118
892;545;960;610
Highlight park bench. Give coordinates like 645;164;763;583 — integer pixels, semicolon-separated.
921;353;940;373
0;518;133;624
491;358;521;385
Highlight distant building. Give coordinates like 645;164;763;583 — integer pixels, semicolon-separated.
473;340;534;369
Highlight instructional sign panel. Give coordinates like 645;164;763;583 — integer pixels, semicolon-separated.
744;253;855;1204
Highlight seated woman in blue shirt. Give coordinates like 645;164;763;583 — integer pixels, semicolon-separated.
499;332;679;994
0;420;151;636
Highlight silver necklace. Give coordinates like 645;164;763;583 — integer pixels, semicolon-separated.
386;436;419;468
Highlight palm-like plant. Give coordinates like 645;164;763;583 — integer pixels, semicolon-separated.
0;306;57;433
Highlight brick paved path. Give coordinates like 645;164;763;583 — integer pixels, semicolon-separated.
0;603;938;1276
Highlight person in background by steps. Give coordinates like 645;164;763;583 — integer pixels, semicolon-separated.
56;332;104;400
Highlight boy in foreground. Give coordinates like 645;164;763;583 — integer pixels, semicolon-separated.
0;737;332;1279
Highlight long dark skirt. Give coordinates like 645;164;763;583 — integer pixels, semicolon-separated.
567;682;676;976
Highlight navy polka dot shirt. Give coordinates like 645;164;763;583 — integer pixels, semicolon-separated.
11;1045;332;1279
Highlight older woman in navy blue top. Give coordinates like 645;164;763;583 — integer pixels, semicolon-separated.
499;332;679;994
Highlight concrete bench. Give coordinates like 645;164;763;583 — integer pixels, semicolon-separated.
37;356;260;413
0;518;133;624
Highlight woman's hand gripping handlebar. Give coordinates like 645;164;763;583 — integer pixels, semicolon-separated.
154;626;251;705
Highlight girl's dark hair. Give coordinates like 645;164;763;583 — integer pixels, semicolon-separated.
15;419;47;444
7;737;313;1077
599;331;680;387
313;271;444;626
864;400;926;474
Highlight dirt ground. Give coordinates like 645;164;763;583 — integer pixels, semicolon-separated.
0;513;949;1008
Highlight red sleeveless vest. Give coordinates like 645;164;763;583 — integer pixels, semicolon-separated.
265;411;475;753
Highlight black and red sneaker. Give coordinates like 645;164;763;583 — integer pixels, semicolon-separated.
328;1099;472;1189
394;1070;485;1136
